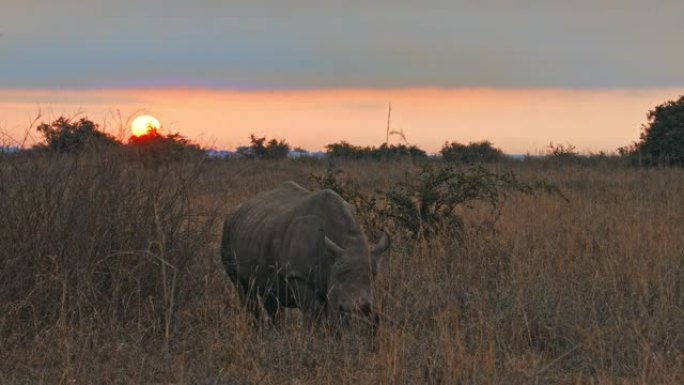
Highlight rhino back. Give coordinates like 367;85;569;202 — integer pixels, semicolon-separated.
223;182;309;269
222;182;368;281
288;188;368;252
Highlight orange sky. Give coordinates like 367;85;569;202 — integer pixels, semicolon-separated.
1;87;683;154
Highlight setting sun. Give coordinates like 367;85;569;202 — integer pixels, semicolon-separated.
131;115;160;137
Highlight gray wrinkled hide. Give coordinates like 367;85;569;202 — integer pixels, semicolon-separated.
221;181;389;329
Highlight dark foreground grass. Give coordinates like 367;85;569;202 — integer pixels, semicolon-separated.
0;152;682;384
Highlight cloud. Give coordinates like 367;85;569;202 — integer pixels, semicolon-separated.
0;89;141;105
2;1;683;89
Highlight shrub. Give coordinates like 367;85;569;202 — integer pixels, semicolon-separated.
377;143;428;160
325;141;427;160
440;140;503;163
127;130;204;165
311;162;566;241
384;164;566;239
238;134;290;159
545;142;580;160
325;141;368;159
35;116;121;154
633;95;684;166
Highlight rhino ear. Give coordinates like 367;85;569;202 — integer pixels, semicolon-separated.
370;231;390;262
324;236;344;261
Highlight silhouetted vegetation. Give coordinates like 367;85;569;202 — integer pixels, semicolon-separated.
629;95;684;166
545;142;579;159
325;141;427;160
127;130;203;165
34;117;120;154
440;140;503;163
237;134;290;159
31;116;203;165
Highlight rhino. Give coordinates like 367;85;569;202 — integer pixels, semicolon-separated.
220;181;389;330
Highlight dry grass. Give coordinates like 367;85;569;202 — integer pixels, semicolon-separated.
0;152;682;384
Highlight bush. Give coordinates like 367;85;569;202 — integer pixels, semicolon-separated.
377;143;428;160
325;141;427;160
384;164;566;239
238;134;290;159
127;130;204;165
440;140;503;163
325;141;368;159
35;116;121;154
633;95;684;166
544;142;580;161
311;162;566;241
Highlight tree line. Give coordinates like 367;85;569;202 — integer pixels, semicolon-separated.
10;94;684;166
26;116;509;162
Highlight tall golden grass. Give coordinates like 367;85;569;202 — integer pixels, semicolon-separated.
0;152;682;384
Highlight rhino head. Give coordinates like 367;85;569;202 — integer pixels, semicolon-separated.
282;215;390;331
323;232;390;330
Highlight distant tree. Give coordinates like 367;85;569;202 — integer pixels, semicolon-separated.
246;134;268;158
236;146;253;158
326;141;368;159
35;116;120;153
264;138;290;159
545;142;579;160
325;141;427;160
240;134;290;159
440;140;503;163
127;130;203;164
377;143;428;160
633;95;684;166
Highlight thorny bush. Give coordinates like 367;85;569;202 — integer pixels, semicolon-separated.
311;161;568;241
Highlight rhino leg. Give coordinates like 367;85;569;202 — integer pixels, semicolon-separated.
287;278;326;324
262;293;281;324
233;277;264;322
262;277;294;325
237;278;285;326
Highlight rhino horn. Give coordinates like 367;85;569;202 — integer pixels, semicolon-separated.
324;236;344;259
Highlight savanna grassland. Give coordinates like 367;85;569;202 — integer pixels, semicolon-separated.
0;152;682;384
